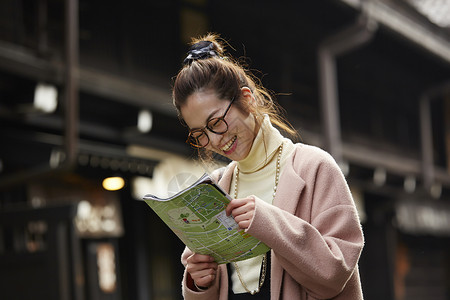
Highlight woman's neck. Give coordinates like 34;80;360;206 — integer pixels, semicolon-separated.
238;115;285;173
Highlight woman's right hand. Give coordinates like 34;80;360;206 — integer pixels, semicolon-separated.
186;253;218;289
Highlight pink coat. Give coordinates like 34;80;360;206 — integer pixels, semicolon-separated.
181;143;364;299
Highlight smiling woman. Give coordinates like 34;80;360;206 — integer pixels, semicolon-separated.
173;34;298;160
184;95;236;149
171;33;365;300
181;89;257;161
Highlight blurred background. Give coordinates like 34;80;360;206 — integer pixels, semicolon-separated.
0;0;449;299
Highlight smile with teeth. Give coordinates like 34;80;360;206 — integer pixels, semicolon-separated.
221;136;237;152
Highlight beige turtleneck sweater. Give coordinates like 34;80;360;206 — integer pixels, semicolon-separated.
229;115;295;294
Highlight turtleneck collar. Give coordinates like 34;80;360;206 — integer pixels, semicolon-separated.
237;115;285;173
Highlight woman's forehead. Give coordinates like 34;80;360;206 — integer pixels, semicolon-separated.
181;91;225;127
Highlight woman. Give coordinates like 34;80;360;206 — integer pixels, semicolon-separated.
172;33;364;300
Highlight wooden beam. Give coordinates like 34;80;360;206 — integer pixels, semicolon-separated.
0;42;174;115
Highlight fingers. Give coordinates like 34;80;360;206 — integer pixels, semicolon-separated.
225;198;242;216
226;197;255;230
192;270;216;288
234;217;252;229
226;197;255;216
189;253;214;264
186;254;218;288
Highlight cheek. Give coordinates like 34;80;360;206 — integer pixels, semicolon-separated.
234;116;257;149
228;109;253;130
236;114;257;138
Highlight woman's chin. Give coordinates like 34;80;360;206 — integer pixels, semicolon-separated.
227;144;252;162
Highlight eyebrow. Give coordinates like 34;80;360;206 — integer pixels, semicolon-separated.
189;107;221;131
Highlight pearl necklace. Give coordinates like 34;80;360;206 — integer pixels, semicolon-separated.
232;143;283;295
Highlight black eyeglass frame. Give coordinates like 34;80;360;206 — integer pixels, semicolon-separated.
186;97;236;148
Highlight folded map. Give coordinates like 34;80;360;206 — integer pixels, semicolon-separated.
143;173;270;264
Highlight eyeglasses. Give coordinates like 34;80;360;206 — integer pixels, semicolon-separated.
186;97;235;148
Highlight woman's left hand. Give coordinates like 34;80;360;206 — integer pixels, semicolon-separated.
225;196;256;230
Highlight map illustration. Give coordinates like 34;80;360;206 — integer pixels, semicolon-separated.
143;173;270;264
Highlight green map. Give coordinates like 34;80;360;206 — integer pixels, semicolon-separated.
143;173;270;264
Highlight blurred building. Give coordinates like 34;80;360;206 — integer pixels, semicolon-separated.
0;0;449;299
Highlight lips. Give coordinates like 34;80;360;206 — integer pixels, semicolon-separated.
221;136;237;152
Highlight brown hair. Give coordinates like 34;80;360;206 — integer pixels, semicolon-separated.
172;33;298;142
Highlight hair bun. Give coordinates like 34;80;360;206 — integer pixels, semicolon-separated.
183;40;221;65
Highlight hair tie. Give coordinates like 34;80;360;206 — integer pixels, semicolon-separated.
183;41;220;65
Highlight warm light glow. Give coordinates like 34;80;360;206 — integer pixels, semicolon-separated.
137;109;153;133
34;83;58;113
102;177;125;191
97;243;117;293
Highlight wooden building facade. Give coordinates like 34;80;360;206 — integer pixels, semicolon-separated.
0;0;449;299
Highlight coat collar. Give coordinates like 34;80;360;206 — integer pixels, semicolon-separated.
270;150;305;297
273;150;305;214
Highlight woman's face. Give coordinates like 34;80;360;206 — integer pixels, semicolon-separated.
180;89;258;161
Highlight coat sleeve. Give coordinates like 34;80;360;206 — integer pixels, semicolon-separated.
246;151;364;299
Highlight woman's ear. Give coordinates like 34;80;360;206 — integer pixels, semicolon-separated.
240;87;256;110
